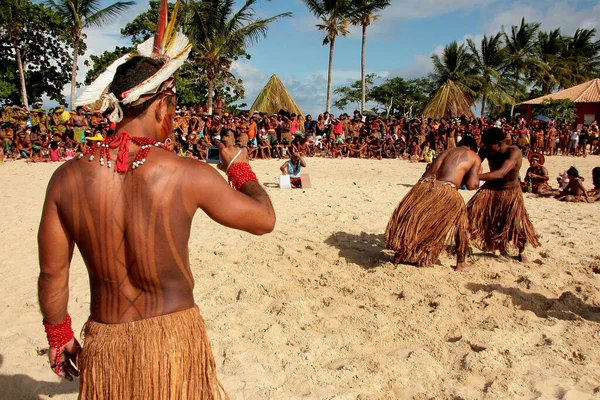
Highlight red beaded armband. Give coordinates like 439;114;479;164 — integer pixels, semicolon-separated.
43;314;74;373
227;162;258;191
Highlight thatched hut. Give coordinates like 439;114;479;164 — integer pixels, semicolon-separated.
422;80;474;119
250;75;304;117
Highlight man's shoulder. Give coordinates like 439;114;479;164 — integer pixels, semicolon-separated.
506;145;522;156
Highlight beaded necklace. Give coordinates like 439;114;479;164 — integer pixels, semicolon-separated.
79;132;172;173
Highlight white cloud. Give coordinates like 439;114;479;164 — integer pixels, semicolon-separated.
485;0;600;36
230;60;269;106
388;0;600;82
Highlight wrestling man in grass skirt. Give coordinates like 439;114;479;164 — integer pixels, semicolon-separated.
37;1;275;398
385;136;481;271
467;127;540;262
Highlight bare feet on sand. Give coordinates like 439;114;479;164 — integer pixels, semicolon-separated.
455;262;469;271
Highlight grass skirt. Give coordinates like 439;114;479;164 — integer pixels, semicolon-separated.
467;181;540;252
385;180;468;266
78;306;228;400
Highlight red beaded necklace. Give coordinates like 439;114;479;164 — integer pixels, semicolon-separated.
79;132;172;173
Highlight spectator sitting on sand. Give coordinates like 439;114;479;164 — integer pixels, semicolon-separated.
280;146;306;188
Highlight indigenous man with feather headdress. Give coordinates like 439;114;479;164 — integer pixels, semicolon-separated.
37;1;275;398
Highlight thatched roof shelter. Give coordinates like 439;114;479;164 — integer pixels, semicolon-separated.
250;75;303;117
519;78;600;105
421;80;474;119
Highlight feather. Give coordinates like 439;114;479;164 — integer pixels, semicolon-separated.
75;53;131;106
122;44;191;105
161;0;181;52
136;36;154;58
153;0;168;56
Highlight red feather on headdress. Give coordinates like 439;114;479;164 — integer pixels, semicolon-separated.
153;0;168;56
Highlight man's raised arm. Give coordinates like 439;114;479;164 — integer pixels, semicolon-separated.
478;149;519;181
185;143;276;235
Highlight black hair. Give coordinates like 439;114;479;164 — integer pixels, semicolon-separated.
592;167;600;189
108;56;167;118
482;127;505;145
76;106;83;112
567;166;580;179
458;136;477;151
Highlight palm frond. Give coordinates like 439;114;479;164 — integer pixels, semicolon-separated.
85;1;136;29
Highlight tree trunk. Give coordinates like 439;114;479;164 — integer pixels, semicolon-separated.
207;72;214;115
510;76;519;117
480;94;486;119
13;42;28;108
326;37;335;113
361;24;367;112
70;34;80;110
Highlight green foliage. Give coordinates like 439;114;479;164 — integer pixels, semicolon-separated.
538;99;577;124
121;0;187;44
45;0;135;108
184;0;291;111
85;0;286;110
0;0;74;105
333;73;377;110
370;77;435;116
333;76;435;116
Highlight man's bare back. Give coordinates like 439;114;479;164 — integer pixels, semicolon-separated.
423;145;481;189
40;147;274;324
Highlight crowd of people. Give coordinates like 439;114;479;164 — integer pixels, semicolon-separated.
1;103;598;201
2;104;600;163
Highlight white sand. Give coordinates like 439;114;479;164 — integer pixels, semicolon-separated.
1;155;599;399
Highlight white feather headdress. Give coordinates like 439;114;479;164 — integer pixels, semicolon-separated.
75;0;191;122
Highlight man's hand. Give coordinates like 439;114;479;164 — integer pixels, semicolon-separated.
217;142;248;172
49;337;81;381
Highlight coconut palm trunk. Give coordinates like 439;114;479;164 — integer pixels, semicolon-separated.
510;77;519;117
70;33;80;110
480;94;486;118
13;42;28;108
326;37;335;113
361;24;366;111
207;71;214;115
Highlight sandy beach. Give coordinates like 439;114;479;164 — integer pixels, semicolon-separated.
1;155;599;399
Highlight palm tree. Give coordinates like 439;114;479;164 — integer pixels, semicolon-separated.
349;0;390;112
302;0;351;113
427;42;479;118
532;29;568;94
503;18;544;116
563;28;600;86
431;41;479;96
185;0;291;115
0;0;28;107
467;33;512;118
45;0;135;110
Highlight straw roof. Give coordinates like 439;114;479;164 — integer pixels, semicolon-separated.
520;78;600;105
421;80;474;119
250;75;303;117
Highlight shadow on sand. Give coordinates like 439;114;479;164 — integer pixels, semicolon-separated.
466;283;600;322
324;231;389;269
0;355;78;399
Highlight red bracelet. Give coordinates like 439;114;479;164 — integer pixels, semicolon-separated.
43;314;74;373
227;162;258;191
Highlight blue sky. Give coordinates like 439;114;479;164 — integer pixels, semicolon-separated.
61;0;600;115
